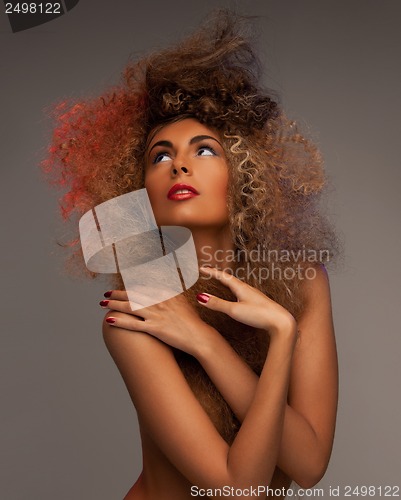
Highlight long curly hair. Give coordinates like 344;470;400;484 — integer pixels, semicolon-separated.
42;10;338;443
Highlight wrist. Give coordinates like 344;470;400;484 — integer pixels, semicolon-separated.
192;324;221;361
267;314;298;343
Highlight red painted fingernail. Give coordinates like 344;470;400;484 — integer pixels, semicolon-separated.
105;317;116;324
196;293;210;304
104;291;112;298
99;300;109;307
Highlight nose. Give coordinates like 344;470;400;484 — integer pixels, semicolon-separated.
171;157;191;177
171;165;189;175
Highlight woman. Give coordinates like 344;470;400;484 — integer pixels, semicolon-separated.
43;11;338;499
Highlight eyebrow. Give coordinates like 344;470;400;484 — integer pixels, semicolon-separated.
147;135;222;157
190;135;222;147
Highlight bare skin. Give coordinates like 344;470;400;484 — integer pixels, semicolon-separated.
103;265;336;499
101;119;338;498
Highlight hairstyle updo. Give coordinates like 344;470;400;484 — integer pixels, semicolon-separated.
142;18;279;133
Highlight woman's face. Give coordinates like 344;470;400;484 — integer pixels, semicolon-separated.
144;118;229;229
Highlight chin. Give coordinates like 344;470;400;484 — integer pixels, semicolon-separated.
155;207;207;227
155;216;225;230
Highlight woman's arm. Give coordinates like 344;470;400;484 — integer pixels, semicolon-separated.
193;265;338;488
104;265;338;487
102;269;297;489
102;266;337;487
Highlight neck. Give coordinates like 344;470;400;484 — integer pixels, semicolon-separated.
189;225;235;272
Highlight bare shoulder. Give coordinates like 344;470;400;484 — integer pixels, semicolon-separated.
296;264;334;340
102;310;176;383
300;264;332;307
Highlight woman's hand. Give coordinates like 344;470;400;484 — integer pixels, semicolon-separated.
100;287;216;356
102;266;296;348
197;266;296;338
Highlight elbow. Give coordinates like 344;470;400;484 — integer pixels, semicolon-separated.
297;476;322;490
296;461;328;489
294;437;333;489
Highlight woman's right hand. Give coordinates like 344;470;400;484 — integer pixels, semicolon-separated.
100;288;218;357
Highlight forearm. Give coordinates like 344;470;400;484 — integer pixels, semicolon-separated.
196;326;325;485
103;266;336;488
226;330;296;487
196;326;258;420
105;314;297;490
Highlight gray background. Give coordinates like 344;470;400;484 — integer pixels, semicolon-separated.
1;1;400;498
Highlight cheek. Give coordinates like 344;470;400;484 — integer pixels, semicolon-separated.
205;171;229;220
211;170;229;199
144;171;162;198
144;175;162;213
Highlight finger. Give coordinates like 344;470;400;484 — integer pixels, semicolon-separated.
104;311;147;332
104;286;178;306
199;266;246;298
195;292;234;316
102;289;161;315
104;289;128;301
99;299;147;316
99;297;151;319
105;288;170;302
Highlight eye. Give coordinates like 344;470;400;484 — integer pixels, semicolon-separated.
153;152;171;164
197;145;216;156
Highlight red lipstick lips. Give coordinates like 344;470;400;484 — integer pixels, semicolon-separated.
167;183;199;201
